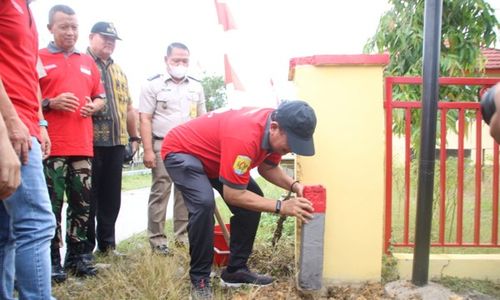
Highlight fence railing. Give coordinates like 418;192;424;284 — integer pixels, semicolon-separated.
384;76;500;253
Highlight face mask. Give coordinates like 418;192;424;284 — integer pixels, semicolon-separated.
168;65;188;79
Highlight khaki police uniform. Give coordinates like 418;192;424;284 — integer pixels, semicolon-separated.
139;73;206;247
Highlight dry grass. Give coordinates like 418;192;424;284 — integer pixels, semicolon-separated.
51;219;500;299
51;228;303;300
53;238;190;299
51;174;500;299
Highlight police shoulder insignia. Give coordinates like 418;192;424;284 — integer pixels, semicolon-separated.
147;74;161;81
187;75;200;82
233;155;252;175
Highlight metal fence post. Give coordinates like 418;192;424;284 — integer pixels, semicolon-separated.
412;0;443;286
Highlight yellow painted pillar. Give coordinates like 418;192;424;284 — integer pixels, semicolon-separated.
290;54;389;283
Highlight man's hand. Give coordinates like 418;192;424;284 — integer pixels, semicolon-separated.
80;97;104;118
280;197;314;223
48;92;80;112
40;126;51;159
143;149;156;169
5;115;31;165
0;137;21;200
131;140;139;153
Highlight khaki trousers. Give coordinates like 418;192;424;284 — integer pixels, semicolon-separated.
147;139;188;247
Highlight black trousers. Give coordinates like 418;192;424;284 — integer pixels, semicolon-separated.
87;145;125;252
165;153;262;282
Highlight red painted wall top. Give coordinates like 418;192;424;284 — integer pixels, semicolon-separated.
289;54;390;80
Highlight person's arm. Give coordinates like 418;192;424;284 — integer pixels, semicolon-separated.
138;80;158;169
81;59;106;117
43;92;80;112
257;163;304;196
0;78;21;199
38;84;51;159
222;184;313;223
0;108;21;200
126;103;140;151
0;77;31;164
36;57;50;159
197;85;207;116
140;112;155;169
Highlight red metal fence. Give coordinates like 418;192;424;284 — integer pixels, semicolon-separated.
384;76;500;253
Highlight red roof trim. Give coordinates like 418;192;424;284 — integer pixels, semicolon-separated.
288;54;390;80
482;48;500;70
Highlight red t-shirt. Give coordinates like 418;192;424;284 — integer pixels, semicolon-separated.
161;107;282;189
0;0;40;139
39;48;104;156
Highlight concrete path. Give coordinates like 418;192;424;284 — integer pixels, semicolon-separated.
60;187;174;256
115;187;156;242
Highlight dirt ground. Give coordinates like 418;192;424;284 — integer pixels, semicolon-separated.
227;280;389;300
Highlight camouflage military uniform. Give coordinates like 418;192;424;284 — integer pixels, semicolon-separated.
43;157;92;248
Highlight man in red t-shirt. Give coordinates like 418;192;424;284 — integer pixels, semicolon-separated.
38;4;105;281
0;1;57;298
162;100;317;299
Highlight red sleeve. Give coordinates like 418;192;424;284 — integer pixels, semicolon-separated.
219;137;259;189
263;152;281;166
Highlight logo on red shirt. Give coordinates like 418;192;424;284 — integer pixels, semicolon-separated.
233;155;251;175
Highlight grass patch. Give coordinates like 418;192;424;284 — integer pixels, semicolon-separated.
121;173;151;191
53;234;300;299
381;254;400;284
53;218;297;299
436;276;500;298
53;176;297;299
390;157;500;254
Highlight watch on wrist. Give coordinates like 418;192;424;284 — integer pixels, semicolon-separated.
39;119;48;128
129;136;141;143
41;98;51;111
275;200;282;214
290;180;300;193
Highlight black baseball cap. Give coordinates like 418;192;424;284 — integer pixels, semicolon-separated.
275;100;317;156
481;85;497;125
91;22;121;40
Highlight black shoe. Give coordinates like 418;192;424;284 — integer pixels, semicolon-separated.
220;267;273;287
51;263;67;283
65;253;97;277
152;245;172;256
190;278;213;300
51;248;67;283
96;248;126;258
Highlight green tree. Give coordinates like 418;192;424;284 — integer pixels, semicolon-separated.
201;74;227;112
364;0;499;140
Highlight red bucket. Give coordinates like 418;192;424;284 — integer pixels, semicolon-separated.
213;224;230;266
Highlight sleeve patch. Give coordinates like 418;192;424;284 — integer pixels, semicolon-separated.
233;155;252;175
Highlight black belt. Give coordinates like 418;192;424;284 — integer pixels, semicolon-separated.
153;135;164;141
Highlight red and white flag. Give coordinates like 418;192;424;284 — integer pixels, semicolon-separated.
214;0;237;31
213;0;278;106
214;0;244;91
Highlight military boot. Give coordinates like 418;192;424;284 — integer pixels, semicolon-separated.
64;243;97;277
51;248;67;283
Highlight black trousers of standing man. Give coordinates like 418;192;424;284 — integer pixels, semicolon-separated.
165;153;262;283
87;145;125;252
